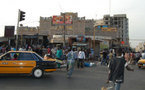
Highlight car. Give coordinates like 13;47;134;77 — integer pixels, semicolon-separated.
43;54;65;68
0;51;57;78
138;58;145;68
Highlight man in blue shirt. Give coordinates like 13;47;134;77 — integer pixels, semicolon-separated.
66;48;76;78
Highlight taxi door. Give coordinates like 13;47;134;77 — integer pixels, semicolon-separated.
0;53;17;73
16;53;36;73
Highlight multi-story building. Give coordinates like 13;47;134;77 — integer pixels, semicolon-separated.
85;19;95;35
103;14;129;47
135;42;145;52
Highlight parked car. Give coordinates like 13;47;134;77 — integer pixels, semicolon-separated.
0;51;57;78
138;58;145;68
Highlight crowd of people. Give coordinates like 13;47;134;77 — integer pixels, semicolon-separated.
99;49;142;66
0;44;143;90
0;44;90;77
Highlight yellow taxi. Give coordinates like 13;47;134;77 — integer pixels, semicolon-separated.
138;57;145;68
0;51;57;78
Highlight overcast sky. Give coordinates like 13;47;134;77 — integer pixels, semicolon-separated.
0;0;145;48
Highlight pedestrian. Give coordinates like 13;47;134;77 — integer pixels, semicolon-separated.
28;46;32;51
73;48;78;67
56;47;63;60
106;48;134;90
51;47;57;58
47;46;51;55
108;50;113;65
77;48;85;68
101;49;108;65
66;48;76;78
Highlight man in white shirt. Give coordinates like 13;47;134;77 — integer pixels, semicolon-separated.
77;49;85;68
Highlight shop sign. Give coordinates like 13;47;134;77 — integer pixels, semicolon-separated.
76;35;86;42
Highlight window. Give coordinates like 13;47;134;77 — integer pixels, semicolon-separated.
19;53;35;60
0;53;11;60
105;18;108;20
33;53;43;61
105;22;108;24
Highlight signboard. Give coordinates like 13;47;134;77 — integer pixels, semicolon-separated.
65;15;72;24
4;26;15;37
76;35;86;42
66;26;73;30
96;25;117;32
52;16;64;24
52;15;73;25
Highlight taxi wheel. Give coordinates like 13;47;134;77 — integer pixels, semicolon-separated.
32;68;44;78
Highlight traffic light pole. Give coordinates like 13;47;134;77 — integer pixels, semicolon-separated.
16;9;20;50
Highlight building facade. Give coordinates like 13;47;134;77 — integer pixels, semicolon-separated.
17;13;129;51
135;42;145;52
103;14;129;47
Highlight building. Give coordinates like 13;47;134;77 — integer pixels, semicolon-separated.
103;14;129;47
135;42;145;52
94;19;118;49
16;12;130;57
18;26;48;47
39;12;86;43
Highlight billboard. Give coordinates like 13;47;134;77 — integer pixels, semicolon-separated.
52;15;73;25
52;16;64;24
65;15;72;24
4;26;15;37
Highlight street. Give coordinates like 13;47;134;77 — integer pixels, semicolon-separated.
0;63;145;90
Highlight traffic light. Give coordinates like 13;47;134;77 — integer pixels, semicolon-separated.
19;10;25;21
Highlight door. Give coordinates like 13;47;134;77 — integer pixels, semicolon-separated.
0;52;17;73
16;53;36;73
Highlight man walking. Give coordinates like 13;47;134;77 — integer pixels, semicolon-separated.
77;48;85;68
66;48;76;78
101;49;108;65
107;48;134;90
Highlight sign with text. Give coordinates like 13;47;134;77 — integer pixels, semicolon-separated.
96;25;117;32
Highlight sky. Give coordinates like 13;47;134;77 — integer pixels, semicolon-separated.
0;0;145;48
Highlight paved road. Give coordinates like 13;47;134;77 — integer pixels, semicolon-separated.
0;63;145;90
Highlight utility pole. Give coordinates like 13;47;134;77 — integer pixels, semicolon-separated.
63;13;66;48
